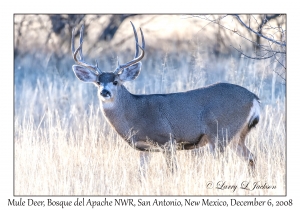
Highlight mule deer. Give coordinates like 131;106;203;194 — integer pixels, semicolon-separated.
71;22;260;173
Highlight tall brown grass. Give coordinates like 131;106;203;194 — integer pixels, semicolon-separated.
15;106;285;195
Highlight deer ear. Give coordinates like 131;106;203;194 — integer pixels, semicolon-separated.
119;62;142;81
72;65;98;83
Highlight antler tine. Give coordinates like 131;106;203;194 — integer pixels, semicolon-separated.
73;43;85;66
130;21;139;58
79;25;84;60
114;44;144;74
140;27;145;49
71;25;102;75
114;23;145;74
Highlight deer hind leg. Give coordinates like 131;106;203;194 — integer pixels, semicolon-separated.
230;126;256;172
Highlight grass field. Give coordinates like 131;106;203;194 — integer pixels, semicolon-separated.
14;15;286;195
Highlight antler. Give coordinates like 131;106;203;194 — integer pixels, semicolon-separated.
114;22;145;74
71;25;102;75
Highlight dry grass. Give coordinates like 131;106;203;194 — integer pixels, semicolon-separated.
14;56;286;196
14;102;285;195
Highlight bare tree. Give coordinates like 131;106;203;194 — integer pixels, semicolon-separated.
194;14;286;81
49;14;136;41
98;14;136;41
49;14;86;34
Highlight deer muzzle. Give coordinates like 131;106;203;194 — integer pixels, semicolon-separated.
100;89;111;98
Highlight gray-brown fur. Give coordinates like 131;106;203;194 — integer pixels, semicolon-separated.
71;22;260;173
101;82;258;152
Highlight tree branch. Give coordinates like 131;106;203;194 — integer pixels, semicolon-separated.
232;14;286;47
267;39;286;70
194;15;271;50
230;45;275;60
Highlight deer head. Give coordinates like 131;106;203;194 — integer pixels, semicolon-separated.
71;22;145;102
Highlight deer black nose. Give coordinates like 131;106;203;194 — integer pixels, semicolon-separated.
100;89;111;97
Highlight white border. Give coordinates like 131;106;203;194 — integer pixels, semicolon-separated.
2;0;299;209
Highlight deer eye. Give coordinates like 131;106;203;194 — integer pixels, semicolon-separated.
113;81;118;86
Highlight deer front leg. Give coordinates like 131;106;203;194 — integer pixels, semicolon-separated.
139;151;151;179
162;136;178;173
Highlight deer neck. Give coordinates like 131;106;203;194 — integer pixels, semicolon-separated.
100;85;131;109
99;85;136;138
